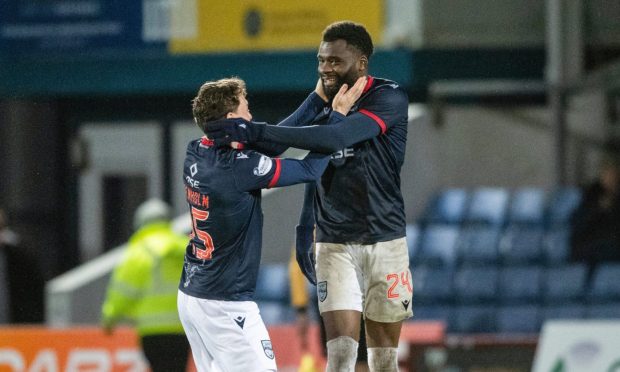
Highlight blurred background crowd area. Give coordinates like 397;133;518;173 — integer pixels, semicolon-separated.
1;0;620;335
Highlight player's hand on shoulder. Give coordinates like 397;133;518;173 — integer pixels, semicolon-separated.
332;76;366;115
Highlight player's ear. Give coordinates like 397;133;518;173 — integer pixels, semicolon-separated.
358;56;368;73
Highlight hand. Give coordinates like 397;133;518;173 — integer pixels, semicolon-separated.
332;76;367;115
295;225;316;285
204;118;266;146
314;78;328;103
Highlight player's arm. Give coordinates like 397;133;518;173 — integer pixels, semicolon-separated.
232;151;329;192
295;183;317;284
259;86;408;153
247;80;328;156
209;77;371;154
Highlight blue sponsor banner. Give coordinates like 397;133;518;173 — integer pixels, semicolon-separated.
0;0;165;56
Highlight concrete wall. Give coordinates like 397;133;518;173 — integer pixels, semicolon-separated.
384;0;620;48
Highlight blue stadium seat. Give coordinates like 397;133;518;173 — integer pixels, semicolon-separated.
422;188;469;225
452;305;496;333
543;264;587;303
257;302;296;325
508;187;546;225
464;187;509;226
496;305;541;333
542;228;571;265
587;263;620;302
417;224;460;267
410;304;453;327
542;304;586;321
406;224;420;263
498;266;543;304
586;303;620;319
454;266;499;304
412;265;455;304
255;264;289;302
457;226;501;265
546;186;582;226
499;226;545;264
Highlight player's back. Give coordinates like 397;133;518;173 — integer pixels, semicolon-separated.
179;138;264;301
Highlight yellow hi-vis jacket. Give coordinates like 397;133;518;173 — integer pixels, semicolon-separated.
102;221;187;336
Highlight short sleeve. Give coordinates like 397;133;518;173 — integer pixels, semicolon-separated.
232;150;281;192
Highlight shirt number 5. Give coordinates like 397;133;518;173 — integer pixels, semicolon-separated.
190;206;215;260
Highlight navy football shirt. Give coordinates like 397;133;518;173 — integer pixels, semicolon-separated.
178;116;339;301
252;76;409;245
311;76;409;244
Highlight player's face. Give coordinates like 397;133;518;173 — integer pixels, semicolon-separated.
228;93;252;121
317;39;366;101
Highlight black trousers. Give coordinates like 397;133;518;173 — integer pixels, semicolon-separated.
141;334;190;372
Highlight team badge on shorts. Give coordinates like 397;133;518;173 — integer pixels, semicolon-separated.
261;340;274;359
318;281;328;302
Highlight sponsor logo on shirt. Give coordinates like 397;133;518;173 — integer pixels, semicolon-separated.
331;148;355;160
253;155;273;176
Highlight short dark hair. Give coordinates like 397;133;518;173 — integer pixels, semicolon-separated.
322;21;374;59
192;77;246;133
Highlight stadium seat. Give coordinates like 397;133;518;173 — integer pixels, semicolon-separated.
542;228;571;265
457;226;501;265
546;186;582;226
464;187;509;226
496;305;541;333
499;226;544;264
498;266;543;304
508;187;546;225
586;303;620;319
454;266;499;304
422;188;469;225
406;224;420;263
452;305;496;333
411;265;455;304
542;304;586;321
410;304;453;326
417;224;460;267
587;263;620;302
255;264;290;302
543;264;587;303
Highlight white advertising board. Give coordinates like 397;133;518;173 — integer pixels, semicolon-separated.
532;321;620;372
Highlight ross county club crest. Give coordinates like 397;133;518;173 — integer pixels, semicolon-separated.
253;155;273;176
261;340;274;359
318;281;328;302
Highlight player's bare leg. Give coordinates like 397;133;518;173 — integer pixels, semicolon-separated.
322;310;362;372
365;318;402;372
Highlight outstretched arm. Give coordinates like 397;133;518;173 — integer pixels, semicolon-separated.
208;78;407;154
247;80;328;156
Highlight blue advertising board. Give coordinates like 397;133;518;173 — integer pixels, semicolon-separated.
0;0;165;56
